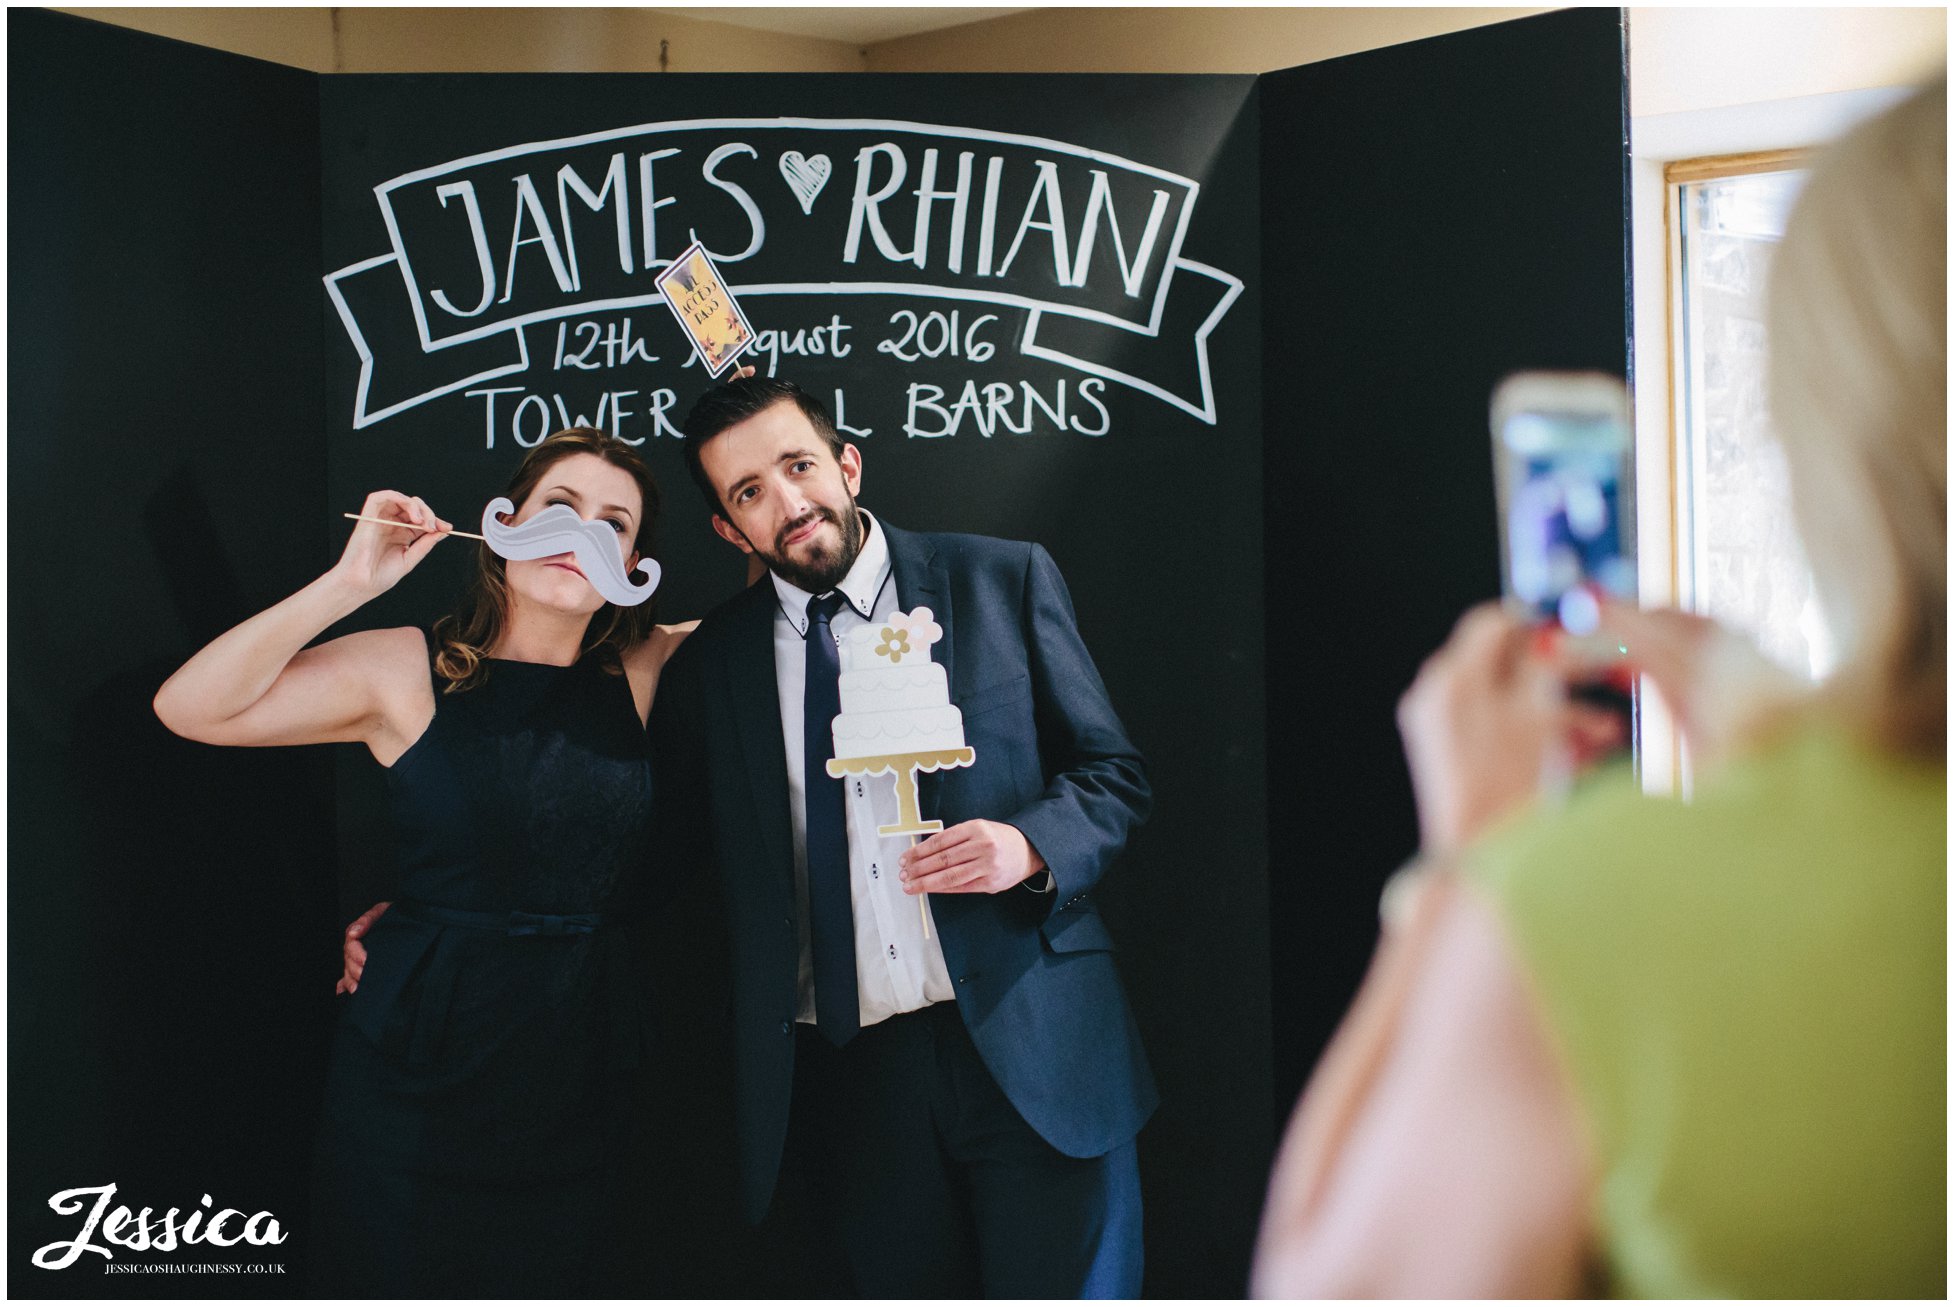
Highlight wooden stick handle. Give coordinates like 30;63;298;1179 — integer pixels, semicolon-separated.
909;833;931;940
342;512;486;541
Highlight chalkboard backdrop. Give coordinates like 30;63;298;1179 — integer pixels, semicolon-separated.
9;6;1624;1297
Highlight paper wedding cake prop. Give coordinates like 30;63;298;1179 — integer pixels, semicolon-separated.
826;607;975;839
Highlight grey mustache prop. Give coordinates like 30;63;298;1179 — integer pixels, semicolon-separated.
480;499;661;606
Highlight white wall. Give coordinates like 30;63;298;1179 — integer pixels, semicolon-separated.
1628;6;1944;117
1621;6;1942;615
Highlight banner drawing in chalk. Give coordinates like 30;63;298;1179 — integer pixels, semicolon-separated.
324;117;1245;429
480;498;662;605
653;242;757;377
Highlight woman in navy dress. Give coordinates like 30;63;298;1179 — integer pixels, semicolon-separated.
154;429;686;1296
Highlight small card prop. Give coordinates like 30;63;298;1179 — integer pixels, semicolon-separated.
481;498;661;606
654;242;756;378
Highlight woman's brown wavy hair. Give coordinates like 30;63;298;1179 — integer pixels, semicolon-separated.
433;429;663;692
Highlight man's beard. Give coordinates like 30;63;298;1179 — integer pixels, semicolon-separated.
754;500;865;594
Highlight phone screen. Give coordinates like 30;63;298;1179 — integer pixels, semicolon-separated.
1492;375;1633;635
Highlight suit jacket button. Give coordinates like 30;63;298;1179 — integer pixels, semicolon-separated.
780;1020;792;1035
956;976;967;986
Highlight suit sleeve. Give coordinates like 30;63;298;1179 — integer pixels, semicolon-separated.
650;636;714;883
1002;543;1152;914
643;635;740;1068
644;632;734;1031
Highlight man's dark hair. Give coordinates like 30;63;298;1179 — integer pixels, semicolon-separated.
681;377;845;517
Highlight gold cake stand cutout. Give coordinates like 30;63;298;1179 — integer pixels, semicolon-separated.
829;746;976;938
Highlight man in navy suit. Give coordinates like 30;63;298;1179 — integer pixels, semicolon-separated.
652;376;1155;1297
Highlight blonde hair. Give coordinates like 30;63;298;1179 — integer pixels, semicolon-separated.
433;429;662;692
1764;76;1946;759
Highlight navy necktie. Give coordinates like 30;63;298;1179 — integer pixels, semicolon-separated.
803;591;859;1046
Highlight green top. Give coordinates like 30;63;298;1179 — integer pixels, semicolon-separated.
1465;723;1946;1298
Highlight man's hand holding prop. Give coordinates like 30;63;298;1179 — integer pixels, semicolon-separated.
900;820;1046;895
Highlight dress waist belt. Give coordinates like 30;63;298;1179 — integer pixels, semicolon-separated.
349;900;642;1068
392;899;621;936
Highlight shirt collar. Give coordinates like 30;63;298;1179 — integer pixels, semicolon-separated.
771;509;890;636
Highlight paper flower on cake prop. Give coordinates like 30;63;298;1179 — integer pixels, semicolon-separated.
827;608;975;935
480;498;661;606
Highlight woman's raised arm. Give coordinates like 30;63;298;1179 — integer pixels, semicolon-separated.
153;490;452;757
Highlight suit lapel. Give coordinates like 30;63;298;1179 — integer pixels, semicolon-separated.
718;582;796;890
882;520;954;824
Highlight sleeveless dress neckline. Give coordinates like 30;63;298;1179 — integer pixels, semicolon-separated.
485;653;585;668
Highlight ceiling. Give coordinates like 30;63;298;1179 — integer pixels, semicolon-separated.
652;7;1032;45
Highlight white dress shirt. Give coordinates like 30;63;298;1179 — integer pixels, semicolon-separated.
771;511;957;1029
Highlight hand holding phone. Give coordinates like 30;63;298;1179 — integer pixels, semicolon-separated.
1490;371;1636;730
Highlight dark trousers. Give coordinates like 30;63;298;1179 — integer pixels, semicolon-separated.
785;1002;1143;1299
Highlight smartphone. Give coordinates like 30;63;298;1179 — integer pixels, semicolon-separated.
1490;371;1634;627
1490;371;1636;722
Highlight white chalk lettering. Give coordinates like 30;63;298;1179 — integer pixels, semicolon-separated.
606;390;642;442
911;148;975;274
996;160;1071;283
1074;377;1111;435
975;155;1005;278
429;181;496;318
750;315;852;375
557;153;633;289
697;143;765;263
467;385;528;449
905;383;953;439
501;173;576;303
647;387;682;438
554;317;658;371
513;393;553;446
637;147;682;272
552;392;610;430
877;310;996;363
834;387;871;439
1073;170;1173;299
905;378;1113;439
843;143;910;265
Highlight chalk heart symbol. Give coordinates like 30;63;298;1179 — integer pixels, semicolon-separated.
778;151;832;215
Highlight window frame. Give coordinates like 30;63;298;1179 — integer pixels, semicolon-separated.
1649;147;1811;795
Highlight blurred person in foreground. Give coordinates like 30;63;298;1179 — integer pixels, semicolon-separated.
1253;77;1945;1299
